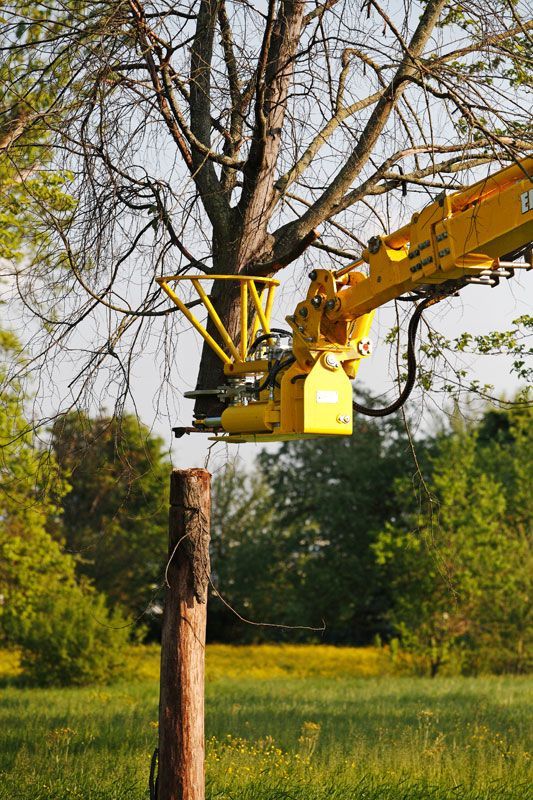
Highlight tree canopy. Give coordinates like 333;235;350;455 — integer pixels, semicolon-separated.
0;334;129;685
50;412;170;615
209;400;531;673
1;0;530;421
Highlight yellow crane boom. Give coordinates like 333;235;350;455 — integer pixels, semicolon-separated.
157;157;533;443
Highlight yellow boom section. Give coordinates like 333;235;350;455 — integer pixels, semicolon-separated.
328;157;533;322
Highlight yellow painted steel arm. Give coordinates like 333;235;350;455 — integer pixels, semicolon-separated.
327;157;533;323
191;278;242;362
155;274;279;365
157;278;232;365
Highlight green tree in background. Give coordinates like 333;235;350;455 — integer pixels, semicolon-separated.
0;330;72;636
50;412;170;617
210;460;299;642
210;413;425;644
210;401;531;667
259;415;427;644
472;402;532;672
1;67;129;682
0;333;129;685
374;401;532;675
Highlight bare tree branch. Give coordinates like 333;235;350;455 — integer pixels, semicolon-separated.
269;0;449;264
189;0;230;234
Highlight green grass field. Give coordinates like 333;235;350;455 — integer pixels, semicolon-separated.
0;645;531;800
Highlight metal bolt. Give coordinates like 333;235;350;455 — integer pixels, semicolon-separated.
308;270;317;281
337;414;350;424
325;354;339;368
299;306;308;317
368;236;381;254
325;299;336;311
357;338;373;356
311;296;322;308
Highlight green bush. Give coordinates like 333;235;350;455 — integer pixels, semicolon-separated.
17;584;130;686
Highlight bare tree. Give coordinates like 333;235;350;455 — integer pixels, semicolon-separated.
1;0;531;423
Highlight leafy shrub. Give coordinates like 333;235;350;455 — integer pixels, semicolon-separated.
17;583;130;686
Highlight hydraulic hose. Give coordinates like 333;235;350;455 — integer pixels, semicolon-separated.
248;328;292;356
255;355;296;394
352;296;433;418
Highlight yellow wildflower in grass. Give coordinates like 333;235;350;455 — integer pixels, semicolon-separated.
89;690;111;703
45;727;78;764
204;643;409;681
1;666;530;796
298;721;321;761
206;733;301;781
0;648;22;679
0;641;415;684
45;727;77;743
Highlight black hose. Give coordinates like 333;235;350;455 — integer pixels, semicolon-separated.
352;296;432;417
396;292;424;302
255;359;280;393
272;355;296;387
255;355;296;394
248;328;292;356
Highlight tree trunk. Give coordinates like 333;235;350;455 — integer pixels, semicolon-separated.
157;468;211;800
193;234;272;418
193;270;243;418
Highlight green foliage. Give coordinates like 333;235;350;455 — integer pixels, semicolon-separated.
211;414;425;644
212;458;308;639
0;167;75;262
417;316;533;397
453;316;533;382
0;11;75;264
50;412;170;616
0;330;74;640
374;401;532;675
0;332;129;685
211;396;531;672
16;583;129;686
0;30;130;684
437;1;532;94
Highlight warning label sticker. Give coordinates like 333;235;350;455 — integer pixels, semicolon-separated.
316;391;339;404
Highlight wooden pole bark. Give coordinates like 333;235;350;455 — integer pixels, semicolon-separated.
157;468;211;800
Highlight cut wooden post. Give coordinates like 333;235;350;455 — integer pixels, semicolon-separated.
157;468;211;800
